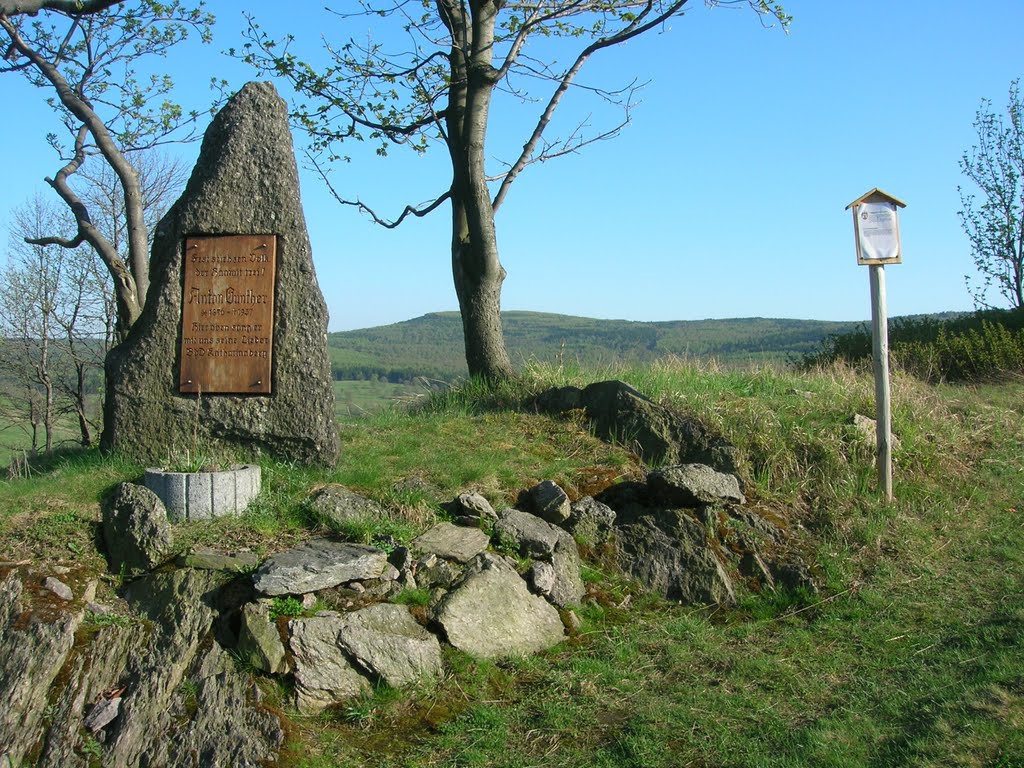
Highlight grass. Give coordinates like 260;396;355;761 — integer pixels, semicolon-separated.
1;360;1022;767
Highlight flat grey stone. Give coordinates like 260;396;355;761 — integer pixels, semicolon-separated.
648;463;745;507
252;539;387;596
411;523;489;563
84;696;121;733
289;615;370;714
433;554;564;659
335;603;442;687
177;548;260;572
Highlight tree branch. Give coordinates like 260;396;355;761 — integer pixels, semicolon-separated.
492;0;690;211
0;0;121;15
309;152;451;228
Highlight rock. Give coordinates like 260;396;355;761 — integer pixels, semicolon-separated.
770;561;818;594
177;548;260;572
547;543;586;608
852;413;901;451
0;569;86;766
102;482;174;573
493;509;584;607
534;385;584;414
616;511;736;606
739;552;776;591
101;81;339;466
289;614;370;714
443;492;498;526
43;576;73;601
411;523;490;563
237;602;287;674
526;480;571;525
1;566;282;767
648;464;745;507
527;561;557;596
335;604;443;687
84;696;122;733
494;508;562;559
567;496;617;543
413;555;463;591
433;554;565;659
111;569;282;767
537;380;738;472
306;485;386;530
252;539;388;596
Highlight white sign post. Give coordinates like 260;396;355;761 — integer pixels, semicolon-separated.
846;188;906;502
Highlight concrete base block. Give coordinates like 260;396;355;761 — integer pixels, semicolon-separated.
144;465;261;521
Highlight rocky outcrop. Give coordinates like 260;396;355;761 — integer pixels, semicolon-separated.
536;379;738;472
102;81;339;466
0;565;282;768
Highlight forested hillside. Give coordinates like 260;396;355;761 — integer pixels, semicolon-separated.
327;311;860;382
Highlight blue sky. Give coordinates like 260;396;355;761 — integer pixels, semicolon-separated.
2;1;1022;331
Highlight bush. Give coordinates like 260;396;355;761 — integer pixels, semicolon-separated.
802;309;1024;383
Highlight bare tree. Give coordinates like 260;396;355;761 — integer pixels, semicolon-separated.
0;0;213;340
0;197;67;454
959;79;1024;310
239;0;789;380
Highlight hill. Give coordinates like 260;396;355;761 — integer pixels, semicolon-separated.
327;311;861;381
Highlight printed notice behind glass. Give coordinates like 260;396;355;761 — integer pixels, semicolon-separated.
856;201;900;262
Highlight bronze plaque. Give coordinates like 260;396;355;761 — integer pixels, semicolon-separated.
180;234;276;394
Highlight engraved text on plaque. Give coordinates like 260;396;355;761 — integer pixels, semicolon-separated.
180;234;276;394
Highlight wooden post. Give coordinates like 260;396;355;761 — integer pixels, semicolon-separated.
869;264;893;502
847;187;905;502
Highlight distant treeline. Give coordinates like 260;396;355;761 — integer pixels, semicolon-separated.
327;311;863;382
802;307;1024;382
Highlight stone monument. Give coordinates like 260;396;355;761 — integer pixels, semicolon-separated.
101;82;339;465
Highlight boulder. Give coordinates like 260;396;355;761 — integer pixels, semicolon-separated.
433;554;565;659
101;81;339;466
102;482;174;573
335;603;442;687
526;480;571;525
306;485;386;530
648;464;745;507
252;539;388;596
289;614;370;714
411;523;490;564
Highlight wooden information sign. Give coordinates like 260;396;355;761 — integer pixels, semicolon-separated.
180;234;276;394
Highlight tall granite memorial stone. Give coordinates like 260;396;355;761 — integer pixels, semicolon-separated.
102;82;339;465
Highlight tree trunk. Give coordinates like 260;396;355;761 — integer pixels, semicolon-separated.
451;202;514;380
442;0;515;381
